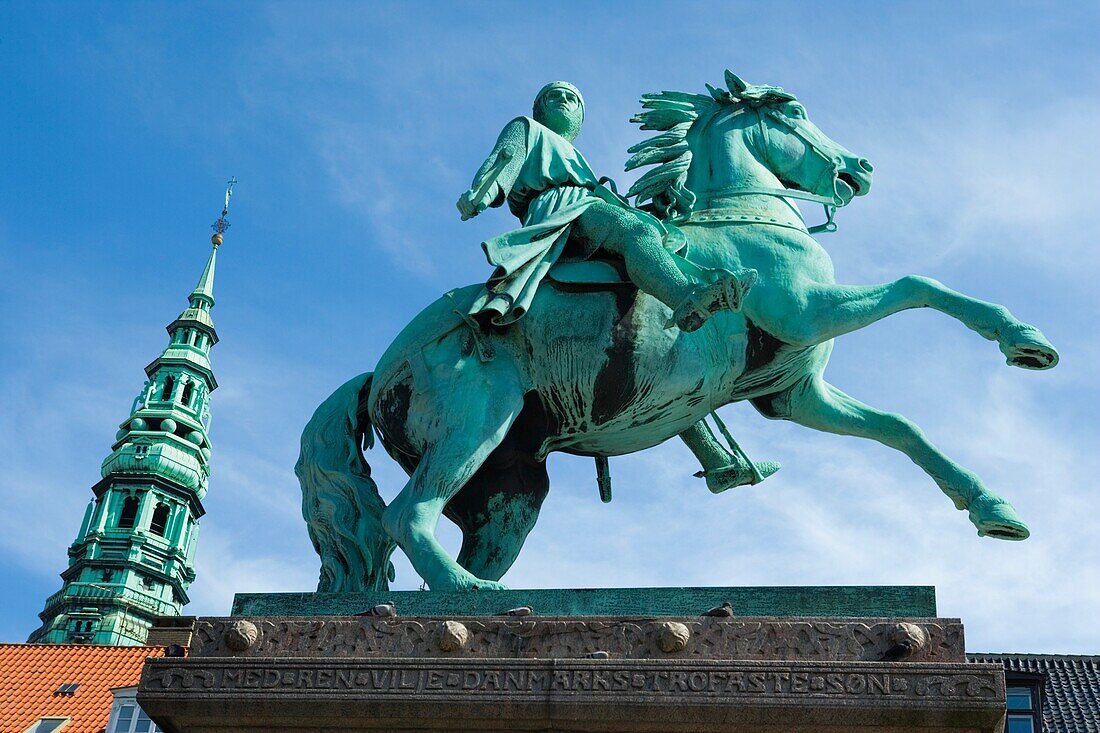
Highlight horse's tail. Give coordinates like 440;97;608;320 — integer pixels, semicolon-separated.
295;372;396;592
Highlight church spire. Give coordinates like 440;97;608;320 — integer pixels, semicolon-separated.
29;182;236;646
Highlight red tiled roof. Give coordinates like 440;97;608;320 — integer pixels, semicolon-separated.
0;644;162;733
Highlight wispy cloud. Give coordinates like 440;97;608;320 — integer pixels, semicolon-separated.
2;2;1097;656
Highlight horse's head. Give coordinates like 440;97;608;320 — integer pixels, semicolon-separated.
628;71;873;220
724;73;873;206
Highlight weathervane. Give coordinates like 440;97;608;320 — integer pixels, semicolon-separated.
210;176;237;247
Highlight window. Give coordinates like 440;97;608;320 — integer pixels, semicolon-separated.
181;381;194;406
160;376;174;401
110;703;160;733
118;495;139;529
150;503;170;536
1006;679;1042;733
23;719;70;733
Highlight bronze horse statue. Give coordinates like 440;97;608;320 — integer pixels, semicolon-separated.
297;73;1058;591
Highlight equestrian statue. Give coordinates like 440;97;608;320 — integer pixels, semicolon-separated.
297;71;1059;592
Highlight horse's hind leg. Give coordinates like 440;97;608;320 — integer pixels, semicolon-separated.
753;377;1029;540
447;453;550;582
749;276;1057;370
381;374;525;590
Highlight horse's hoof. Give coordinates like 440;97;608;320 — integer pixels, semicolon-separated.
967;494;1030;541
433;571;509;592
1000;324;1059;370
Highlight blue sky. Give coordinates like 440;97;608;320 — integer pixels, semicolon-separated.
1;2;1097;652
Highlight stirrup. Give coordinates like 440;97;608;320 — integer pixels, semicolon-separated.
666;269;757;333
694;460;780;494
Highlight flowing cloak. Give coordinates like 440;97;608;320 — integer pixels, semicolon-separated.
469;116;606;325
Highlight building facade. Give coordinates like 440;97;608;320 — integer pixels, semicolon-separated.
969;654;1100;733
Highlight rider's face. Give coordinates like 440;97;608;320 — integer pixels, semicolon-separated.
545;89;580;115
535;88;583;140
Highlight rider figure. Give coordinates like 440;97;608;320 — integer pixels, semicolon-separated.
457;81;778;491
457;81;756;331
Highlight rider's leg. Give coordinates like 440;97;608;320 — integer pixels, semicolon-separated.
574;202;756;332
381;367;526;590
751;376;1029;539
746;275;1057;369
678;420;780;493
574;202;692;307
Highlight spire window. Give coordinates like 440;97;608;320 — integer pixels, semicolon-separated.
118;495;139;529
161;376;175;401
181;381;194;406
150;503;170;536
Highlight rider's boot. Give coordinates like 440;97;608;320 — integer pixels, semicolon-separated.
696;459;782;493
667;268;759;333
679;420;780;493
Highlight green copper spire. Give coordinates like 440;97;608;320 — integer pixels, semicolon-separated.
29;182;235;645
189;243;217;308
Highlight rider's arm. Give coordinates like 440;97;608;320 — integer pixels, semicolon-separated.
457;118;527;219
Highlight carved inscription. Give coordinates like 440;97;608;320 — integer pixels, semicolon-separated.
149;663;998;701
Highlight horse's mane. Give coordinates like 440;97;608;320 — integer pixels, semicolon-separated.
627;70;797;222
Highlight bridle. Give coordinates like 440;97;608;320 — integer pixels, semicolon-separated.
687;105;848;235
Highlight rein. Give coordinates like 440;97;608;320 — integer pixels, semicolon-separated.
689;188;838;235
685;106;845;235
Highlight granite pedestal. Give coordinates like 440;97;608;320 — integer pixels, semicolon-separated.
138;587;1006;732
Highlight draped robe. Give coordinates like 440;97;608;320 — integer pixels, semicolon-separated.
469;116;605;325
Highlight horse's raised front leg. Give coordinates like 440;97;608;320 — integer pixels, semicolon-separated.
753;377;1029;540
381;367;525;590
748;275;1058;370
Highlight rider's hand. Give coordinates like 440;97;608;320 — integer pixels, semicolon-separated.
456;190;483;221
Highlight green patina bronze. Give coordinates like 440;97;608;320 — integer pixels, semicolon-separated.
297;72;1058;593
232;586;937;618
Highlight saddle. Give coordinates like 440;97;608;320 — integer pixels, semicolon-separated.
547;258;632;287
547;217;689;288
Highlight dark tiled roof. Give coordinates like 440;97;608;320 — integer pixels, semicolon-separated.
969;654;1100;733
0;643;162;733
